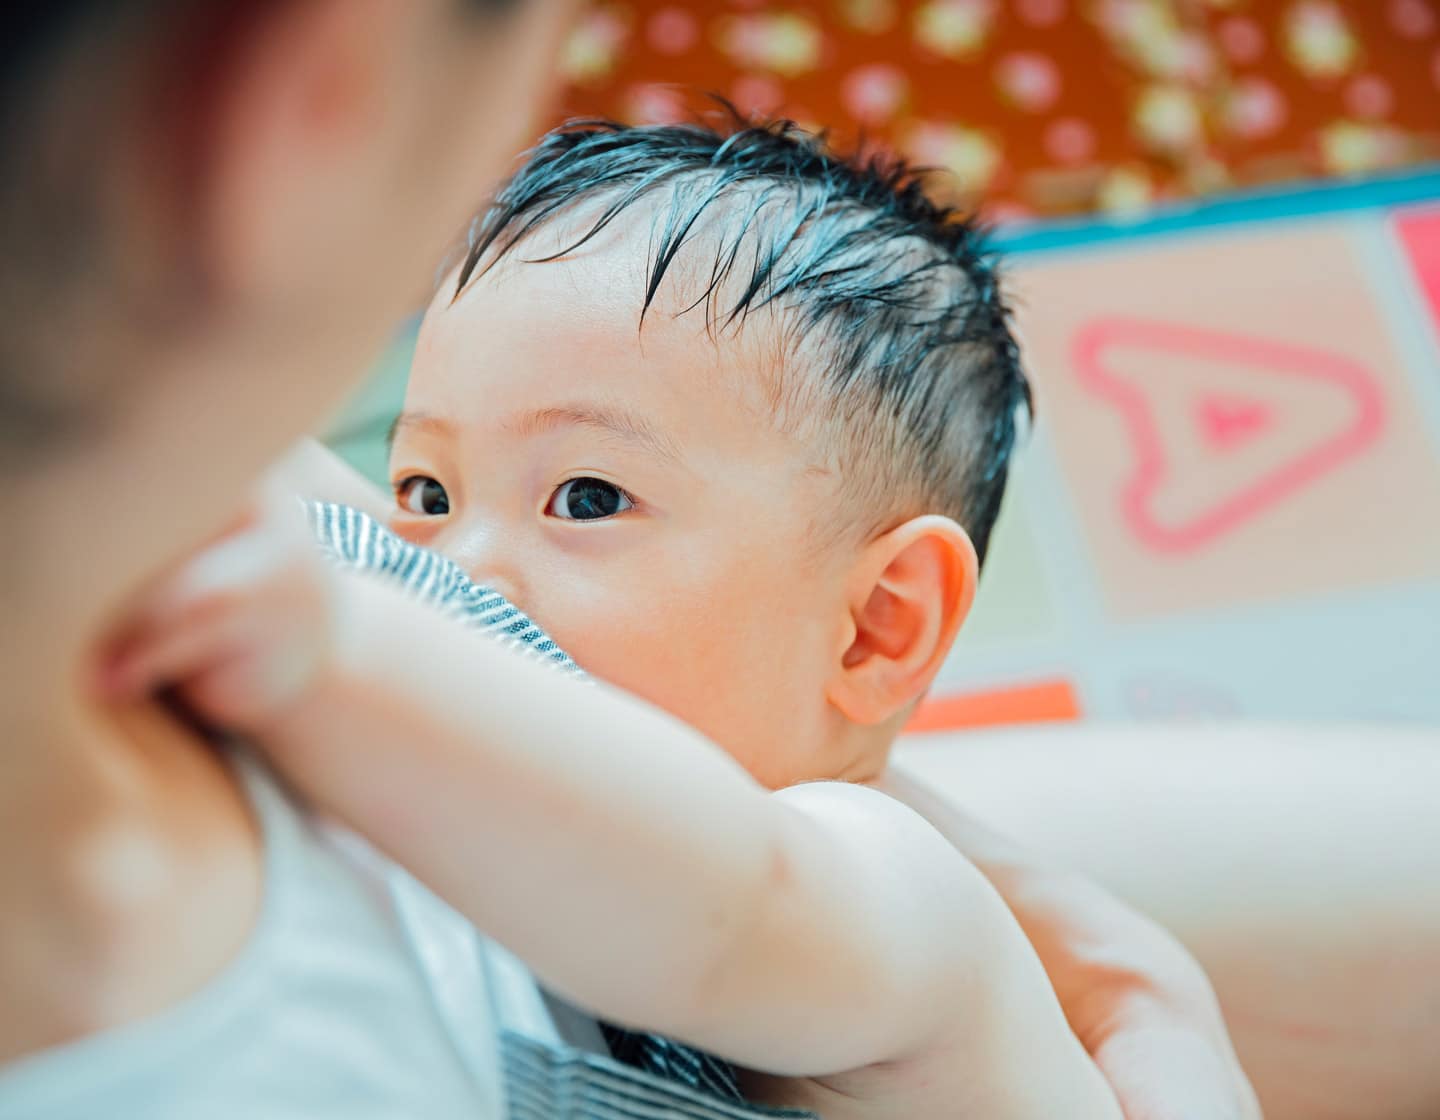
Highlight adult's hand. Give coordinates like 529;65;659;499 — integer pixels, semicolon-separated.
882;763;1261;1120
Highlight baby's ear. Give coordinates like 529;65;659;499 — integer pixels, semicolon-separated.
827;516;978;726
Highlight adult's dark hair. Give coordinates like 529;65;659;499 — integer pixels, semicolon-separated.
456;115;1032;565
1;2;158;456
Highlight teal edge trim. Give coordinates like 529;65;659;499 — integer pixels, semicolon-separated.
990;165;1440;257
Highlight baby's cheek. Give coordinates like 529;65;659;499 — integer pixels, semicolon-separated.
577;602;726;695
534;590;671;686
553;589;740;719
537;547;807;773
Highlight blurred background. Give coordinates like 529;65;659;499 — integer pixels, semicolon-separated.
555;0;1440;215
330;0;1440;731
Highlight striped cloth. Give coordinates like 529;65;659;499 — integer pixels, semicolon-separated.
307;501;817;1120
308;501;581;675
502;1034;812;1120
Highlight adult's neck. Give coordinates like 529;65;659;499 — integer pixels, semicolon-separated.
0;664;178;830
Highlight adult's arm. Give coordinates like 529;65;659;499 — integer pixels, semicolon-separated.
890;723;1440;1120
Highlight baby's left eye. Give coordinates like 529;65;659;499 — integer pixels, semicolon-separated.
547;478;634;522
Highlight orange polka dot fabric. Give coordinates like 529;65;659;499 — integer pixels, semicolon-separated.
555;0;1440;219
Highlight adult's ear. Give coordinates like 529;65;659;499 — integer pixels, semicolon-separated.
197;0;412;305
826;515;978;726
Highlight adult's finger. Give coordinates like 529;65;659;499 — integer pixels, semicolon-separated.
1090;995;1262;1120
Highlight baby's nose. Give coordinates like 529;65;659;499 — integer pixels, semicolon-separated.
449;529;531;616
470;569;527;615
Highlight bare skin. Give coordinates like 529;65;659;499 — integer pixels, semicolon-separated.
894;724;1440;1120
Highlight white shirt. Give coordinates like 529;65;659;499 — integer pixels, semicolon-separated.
0;759;508;1120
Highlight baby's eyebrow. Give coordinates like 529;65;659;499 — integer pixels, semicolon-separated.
387;411;453;449
505;404;685;466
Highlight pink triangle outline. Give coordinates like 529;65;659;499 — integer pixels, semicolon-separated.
1071;317;1385;553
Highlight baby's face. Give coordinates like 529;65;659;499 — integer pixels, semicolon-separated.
391;223;855;787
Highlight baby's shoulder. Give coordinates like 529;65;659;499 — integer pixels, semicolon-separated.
765;785;1123;1120
770;778;1014;1015
771;779;968;871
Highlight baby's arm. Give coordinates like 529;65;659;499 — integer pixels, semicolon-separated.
103;512;1116;1116
269;438;394;520
268;574;1116;1114
276;575;937;1062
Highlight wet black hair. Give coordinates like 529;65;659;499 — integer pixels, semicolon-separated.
455;115;1031;564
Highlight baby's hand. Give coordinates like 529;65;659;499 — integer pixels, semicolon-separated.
97;495;336;735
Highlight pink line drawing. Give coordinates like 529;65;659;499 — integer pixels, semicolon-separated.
1396;208;1440;345
1071;317;1385;553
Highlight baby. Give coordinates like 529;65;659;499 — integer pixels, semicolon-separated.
107;120;1120;1119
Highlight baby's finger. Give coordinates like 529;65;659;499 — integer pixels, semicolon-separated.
100;610;241;699
141;530;281;620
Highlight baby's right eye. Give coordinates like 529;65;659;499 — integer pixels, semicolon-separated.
395;476;450;517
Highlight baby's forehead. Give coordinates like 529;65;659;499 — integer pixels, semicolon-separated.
464;191;807;373
446;177;915;443
480;185;794;313
437;208;783;382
